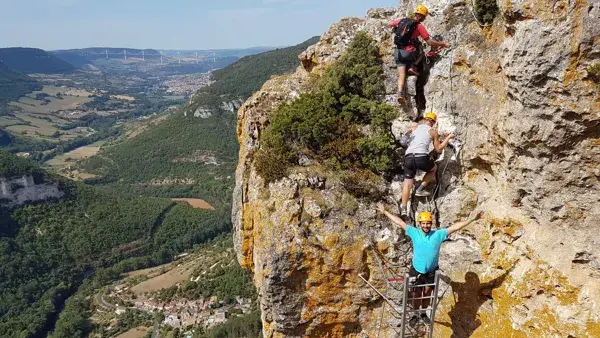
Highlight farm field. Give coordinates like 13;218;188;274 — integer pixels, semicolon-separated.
115;327;151;338
172;198;215;210
45;145;103;167
130;264;194;295
0;116;21;127
4;112;91;142
9;95;92;114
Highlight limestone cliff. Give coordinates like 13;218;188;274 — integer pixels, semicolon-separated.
233;0;600;337
0;175;63;208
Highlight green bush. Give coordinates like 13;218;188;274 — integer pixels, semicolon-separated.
475;0;499;25
588;63;600;89
340;170;386;200
254;32;399;190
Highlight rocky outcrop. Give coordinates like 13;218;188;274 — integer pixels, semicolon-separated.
0;175;63;208
233;0;600;337
187;99;244;118
220;99;243;113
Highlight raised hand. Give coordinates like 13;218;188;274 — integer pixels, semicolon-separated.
473;210;485;221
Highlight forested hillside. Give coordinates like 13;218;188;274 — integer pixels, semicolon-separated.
0;151;230;337
187;36;319;111
0;61;42;108
0;48;75;74
82;37;319;206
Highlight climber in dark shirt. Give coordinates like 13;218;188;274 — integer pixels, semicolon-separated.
390;4;451;103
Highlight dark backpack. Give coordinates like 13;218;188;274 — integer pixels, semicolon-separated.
393;18;419;48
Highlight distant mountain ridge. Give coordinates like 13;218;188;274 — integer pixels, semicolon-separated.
0;47;75;74
80;36;320;205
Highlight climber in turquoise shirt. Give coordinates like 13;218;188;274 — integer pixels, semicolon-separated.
405;215;447;274
376;203;484;327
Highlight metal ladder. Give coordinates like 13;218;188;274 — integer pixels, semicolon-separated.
359;270;441;337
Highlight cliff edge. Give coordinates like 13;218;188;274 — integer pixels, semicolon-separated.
233;0;600;337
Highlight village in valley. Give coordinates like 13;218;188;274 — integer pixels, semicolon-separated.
91;240;256;338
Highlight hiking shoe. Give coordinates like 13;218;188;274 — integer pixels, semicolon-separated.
408;315;419;328
420;313;431;325
408;67;420;76
415;189;431;197
400;208;408;219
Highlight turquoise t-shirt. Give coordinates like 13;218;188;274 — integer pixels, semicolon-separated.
406;225;448;274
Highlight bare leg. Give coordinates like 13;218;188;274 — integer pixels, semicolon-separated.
420;164;437;188
422;286;432;309
397;66;407;93
401;178;414;208
412;287;423;310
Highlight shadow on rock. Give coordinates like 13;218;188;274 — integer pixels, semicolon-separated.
438;270;510;338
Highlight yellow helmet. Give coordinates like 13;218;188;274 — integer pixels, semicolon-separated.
415;4;429;17
418;212;433;222
425;111;437;122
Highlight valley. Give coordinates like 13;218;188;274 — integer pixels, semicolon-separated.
1;37;318;338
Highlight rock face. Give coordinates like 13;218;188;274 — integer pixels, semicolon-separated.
233;0;600;337
187;99;243;118
0;175;63;208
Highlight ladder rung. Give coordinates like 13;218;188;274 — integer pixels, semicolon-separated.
407;296;434;300
406;308;433;313
408;283;436;288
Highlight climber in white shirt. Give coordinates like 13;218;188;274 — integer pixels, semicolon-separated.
400;112;454;218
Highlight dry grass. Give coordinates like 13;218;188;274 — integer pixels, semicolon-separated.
112;94;136;101
126;262;173;278
69;171;98;181
64;89;95;97
130;263;193;295
39;85;68;96
6;124;58;138
4;113;84;142
46;146;102;167
0;116;21;127
115;327;151;338
9;95;92;114
125;114;170;140
172;198;215;210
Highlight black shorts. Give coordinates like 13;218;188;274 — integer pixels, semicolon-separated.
403;154;435;179
395;49;419;68
409;265;438;286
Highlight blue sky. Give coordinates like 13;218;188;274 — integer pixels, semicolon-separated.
0;0;395;50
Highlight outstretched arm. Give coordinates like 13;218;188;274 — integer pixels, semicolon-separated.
446;211;484;235
376;203;408;231
424;37;450;48
431;129;455;153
